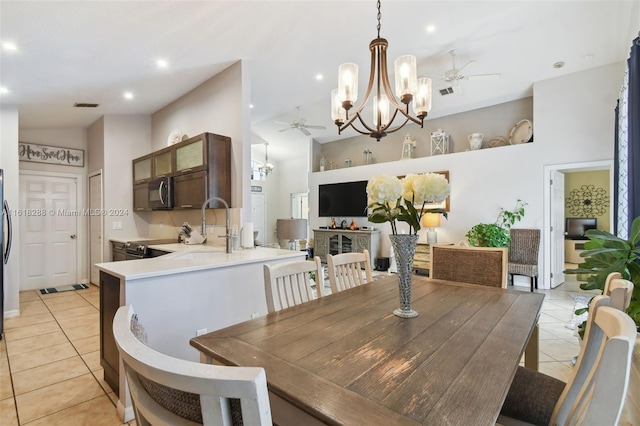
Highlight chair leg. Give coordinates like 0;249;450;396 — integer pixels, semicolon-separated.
530;276;534;292
534;276;538;289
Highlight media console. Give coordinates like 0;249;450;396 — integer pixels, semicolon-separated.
313;229;380;265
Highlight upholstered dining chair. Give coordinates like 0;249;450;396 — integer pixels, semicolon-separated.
498;295;637;426
113;305;272;426
263;257;324;313
507;228;540;292
430;245;508;288
326;249;373;293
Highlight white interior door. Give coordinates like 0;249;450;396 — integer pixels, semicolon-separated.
20;174;78;290
89;172;103;285
550;170;565;288
251;193;267;244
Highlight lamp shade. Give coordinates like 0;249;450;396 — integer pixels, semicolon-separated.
277;219;307;241
422;213;441;228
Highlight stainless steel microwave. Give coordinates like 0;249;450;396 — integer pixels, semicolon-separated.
148;177;173;210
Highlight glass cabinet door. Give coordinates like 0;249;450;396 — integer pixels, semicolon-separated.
175;137;205;174
328;234;340;256
341;235;353;253
153;148;173;178
132;155;152;183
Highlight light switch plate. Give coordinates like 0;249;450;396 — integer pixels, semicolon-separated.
112;222;122;230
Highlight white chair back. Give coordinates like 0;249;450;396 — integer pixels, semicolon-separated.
550;295;637;425
263;257;324;313
603;272;634;312
113;305;272;425
326;249;372;293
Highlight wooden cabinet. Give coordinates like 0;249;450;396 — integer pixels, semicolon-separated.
152;146;173;178
413;243;432;274
175;134;207;174
132;154;152;184
565;239;587;264
111;241;127;262
100;271;121;394
132;183;150;212
313;229;380;265
173;171;207;209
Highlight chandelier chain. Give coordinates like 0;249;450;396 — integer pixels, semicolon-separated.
376;0;381;38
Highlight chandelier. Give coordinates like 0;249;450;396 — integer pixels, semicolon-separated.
258;142;274;177
331;0;432;142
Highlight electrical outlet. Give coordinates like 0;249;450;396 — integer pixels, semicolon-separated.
251;312;260;319
112;221;122;230
196;328;207;336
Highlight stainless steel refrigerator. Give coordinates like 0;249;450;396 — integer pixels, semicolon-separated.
1;169;13;339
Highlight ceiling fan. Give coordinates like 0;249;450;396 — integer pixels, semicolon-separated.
436;50;501;95
276;106;326;136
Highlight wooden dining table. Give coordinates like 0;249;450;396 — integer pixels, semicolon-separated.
190;275;544;426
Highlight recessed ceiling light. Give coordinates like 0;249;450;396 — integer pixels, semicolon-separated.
316;74;324;81
583;54;594;61
156;59;168;68
124;92;134;100
426;25;436;33
249;104;254;109
2;41;17;51
553;61;565;69
0;86;9;94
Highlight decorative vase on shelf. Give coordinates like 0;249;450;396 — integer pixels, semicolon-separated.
468;133;484;150
389;234;420;318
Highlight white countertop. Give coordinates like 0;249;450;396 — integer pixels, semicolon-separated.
96;244;305;280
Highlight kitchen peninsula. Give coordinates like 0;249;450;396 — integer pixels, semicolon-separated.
96;244;305;422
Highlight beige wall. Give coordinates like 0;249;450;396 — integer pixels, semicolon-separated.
315;97;533;172
149;61;251;243
564;170;611;232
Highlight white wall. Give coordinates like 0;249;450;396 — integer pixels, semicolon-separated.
1;106;20;317
309;62;624;289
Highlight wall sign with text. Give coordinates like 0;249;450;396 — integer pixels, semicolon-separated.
18;142;85;167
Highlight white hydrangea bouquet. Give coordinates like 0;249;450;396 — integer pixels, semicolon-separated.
366;172;450;235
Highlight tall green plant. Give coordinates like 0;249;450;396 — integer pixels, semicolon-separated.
466;199;527;247
564;216;640;328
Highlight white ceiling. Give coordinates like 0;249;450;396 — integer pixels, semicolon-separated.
1;1;637;161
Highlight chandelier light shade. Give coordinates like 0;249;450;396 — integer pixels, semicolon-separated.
331;0;432;141
257;142;274;177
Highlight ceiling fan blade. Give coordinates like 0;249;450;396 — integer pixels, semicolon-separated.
467;73;502;81
300;127;311;136
274;121;291;125
303;125;326;130
278;127;296;133
457;60;476;74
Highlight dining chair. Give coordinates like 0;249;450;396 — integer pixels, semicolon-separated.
326;249;373;293
498;294;637;426
430;245;508;288
507;228;540;292
113;305;272;426
263;257;324;313
603;272;634;312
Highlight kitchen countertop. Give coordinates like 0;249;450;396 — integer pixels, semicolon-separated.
96;244;304;281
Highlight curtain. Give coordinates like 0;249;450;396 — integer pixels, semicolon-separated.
617;69;630;239
628;36;640;234
614;100;619;236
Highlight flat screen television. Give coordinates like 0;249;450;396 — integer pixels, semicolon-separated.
319;180;368;217
565;217;597;240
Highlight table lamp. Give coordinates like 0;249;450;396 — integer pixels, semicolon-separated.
422;213;441;243
277;218;307;250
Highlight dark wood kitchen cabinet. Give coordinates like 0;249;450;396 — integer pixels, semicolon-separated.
100;271;121;394
152;146;173;178
132;183;150;212
132;154;152;184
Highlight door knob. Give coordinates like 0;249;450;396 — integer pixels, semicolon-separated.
70;234;76;239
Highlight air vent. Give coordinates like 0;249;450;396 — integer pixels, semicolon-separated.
74;103;99;108
439;87;455;96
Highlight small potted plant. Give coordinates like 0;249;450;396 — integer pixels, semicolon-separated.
465;199;527;247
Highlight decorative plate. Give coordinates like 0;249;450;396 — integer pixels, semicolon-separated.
487;136;508;148
167;129;183;146
509;119;533;145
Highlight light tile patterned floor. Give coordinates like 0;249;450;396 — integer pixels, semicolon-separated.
0;271;602;424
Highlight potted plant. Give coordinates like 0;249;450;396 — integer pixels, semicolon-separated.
564;215;640;331
465;199;527;247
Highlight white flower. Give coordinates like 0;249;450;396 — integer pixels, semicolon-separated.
366;174;402;205
411;172;450;203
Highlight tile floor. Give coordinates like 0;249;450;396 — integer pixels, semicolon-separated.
0;270;597;425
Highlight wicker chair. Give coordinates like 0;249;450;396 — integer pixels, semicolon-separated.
113;305;272;425
499;295;637;426
507;228;540;292
430;245;508;288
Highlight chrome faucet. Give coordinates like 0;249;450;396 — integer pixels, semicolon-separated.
201;197;232;254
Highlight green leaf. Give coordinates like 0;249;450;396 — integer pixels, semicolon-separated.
630;216;640;246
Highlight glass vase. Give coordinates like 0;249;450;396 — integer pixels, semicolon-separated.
389;234;419;318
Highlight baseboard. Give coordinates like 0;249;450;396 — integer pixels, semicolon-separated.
3;309;20;319
117;400;135;423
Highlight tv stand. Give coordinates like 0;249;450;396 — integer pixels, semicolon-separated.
313;229;380;265
565;239;588;264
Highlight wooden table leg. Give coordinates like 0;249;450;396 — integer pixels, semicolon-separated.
524;323;539;371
